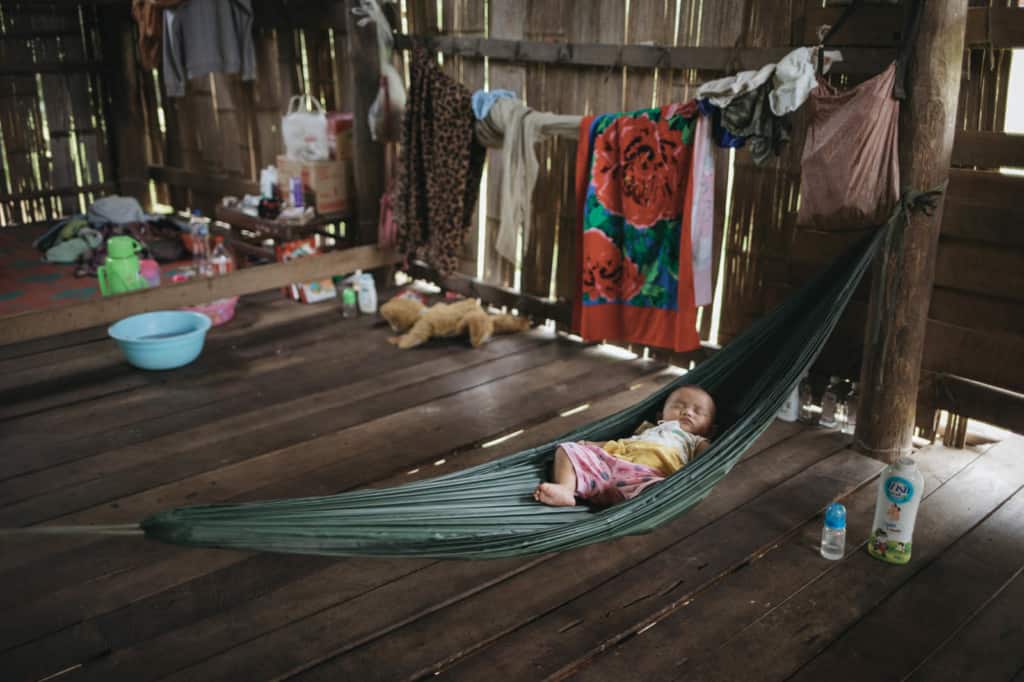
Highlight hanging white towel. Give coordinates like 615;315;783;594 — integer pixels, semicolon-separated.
483;98;582;264
688;113;716;307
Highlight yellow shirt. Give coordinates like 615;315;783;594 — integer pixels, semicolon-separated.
602;420;708;476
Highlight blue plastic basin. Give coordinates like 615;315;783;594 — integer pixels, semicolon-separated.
108;310;212;370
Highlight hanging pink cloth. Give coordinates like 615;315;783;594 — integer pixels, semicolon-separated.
797;62;900;230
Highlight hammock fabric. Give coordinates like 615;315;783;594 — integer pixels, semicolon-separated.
139;206;912;559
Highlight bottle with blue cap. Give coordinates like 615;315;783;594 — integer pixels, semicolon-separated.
820;502;846;560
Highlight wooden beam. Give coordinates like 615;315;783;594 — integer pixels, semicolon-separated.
393;34;894;75
951;131;1024;169
0;182;115;202
404;261;571;325
855;1;969;462
149;165;259;198
0;246;399;346
344;0;385;245
931;374;1024;436
803;6;1024;48
0;61;102;75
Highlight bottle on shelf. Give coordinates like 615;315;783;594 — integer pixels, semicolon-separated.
189;209;211;277
210;236;235;276
819;375;841;428
842;382;859;435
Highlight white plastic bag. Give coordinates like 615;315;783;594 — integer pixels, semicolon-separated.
282;95;329;161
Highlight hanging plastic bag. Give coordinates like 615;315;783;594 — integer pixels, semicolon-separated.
354;0;406;142
282;94;329;161
797;63;899;229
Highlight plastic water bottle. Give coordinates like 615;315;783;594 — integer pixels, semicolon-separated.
842;382;859;435
820;502;846;560
189;210;211;277
820;376;841;428
798;375;818;424
210;236;234;275
777;382;801;422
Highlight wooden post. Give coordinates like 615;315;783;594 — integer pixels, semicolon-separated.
341;0;385;246
854;1;969;461
97;5;150;204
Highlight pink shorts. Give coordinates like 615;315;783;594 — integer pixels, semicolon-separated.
559;441;665;507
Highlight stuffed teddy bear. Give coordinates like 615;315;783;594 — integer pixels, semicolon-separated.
379;296;531;349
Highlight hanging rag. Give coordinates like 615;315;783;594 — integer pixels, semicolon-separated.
471;89;517;120
572;102;702;353
131;0;185;71
696;63;776;109
688;113;715;307
719;82;791;166
395;47;485;276
696;99;744;149
797;62;900;230
479;98;582;264
768;46;842;116
162;0;255;98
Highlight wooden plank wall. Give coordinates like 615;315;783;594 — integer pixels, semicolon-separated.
401;0;1024;434
0;1;112;225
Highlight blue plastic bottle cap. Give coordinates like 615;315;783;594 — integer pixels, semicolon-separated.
825;502;846;529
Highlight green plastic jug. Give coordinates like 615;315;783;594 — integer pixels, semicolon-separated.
98;236;145;296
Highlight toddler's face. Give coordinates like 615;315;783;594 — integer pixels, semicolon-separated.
662;386;715;436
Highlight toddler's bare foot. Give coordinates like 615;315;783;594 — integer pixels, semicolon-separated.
534;482;576;507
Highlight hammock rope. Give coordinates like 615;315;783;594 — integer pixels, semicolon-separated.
12;195;933;559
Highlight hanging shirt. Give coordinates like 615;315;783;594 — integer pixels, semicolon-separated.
572;102;701;352
162;0;255;98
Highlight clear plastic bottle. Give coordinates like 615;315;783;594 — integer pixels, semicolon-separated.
820;375;841;428
842;382;859;435
798;375;818;424
210;236;235;276
821;502;846;560
189;210;211;277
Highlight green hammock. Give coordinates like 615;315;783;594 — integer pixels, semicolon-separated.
138;212;900;560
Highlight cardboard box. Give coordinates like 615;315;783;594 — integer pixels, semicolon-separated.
327;112;353;160
276;155;350;214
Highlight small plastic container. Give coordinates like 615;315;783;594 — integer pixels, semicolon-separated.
821;502;847;560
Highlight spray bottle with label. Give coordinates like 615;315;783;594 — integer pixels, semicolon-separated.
867;455;925;565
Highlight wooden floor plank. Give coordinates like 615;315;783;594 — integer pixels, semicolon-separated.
566;444;984;682
0;348;658;658
0;334;579;584
669;437;1024;681
905;569;1024;682
8;372;685;682
790;482;1024;681
0;331;552;569
191;429;853;682
0;331;546;520
0;304;387;453
348;448;881;682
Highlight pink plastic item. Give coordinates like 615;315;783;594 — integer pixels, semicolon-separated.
181;296;240;327
139;259;161;288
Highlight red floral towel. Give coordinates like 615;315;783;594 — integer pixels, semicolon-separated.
572;103;701;352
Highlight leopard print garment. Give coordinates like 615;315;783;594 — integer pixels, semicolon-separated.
395;48;485;276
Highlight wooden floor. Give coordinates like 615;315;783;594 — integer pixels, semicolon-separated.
2;292;1023;682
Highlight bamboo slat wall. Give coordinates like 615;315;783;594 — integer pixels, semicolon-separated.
0;1;112;224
